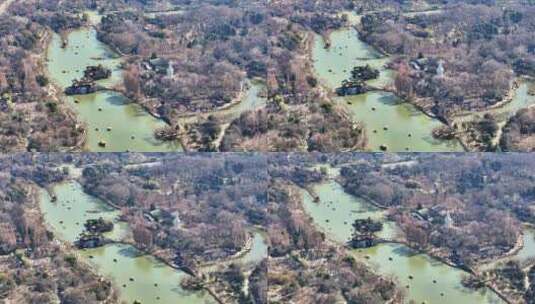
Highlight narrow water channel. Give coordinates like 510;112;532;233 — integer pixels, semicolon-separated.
39;181;215;304
46;26;183;152
240;232;269;266
312;27;464;152
177;80;267;125
481;228;535;271
301;179;505;304
217;81;268;122
454;81;535;124
200;230;268;274
513;229;535;263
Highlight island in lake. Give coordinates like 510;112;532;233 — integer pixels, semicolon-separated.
0;153;268;304
1;153;535;303
0;0;533;152
268;153;535;304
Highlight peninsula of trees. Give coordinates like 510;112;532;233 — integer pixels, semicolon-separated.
2;0;533;151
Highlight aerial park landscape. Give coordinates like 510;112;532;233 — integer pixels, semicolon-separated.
1;1;535;304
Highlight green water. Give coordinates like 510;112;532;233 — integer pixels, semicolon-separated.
217;82;267;121
46;28;182;152
201;230;268;274
241;231;269;266
83;11;103;26
353;243;502;304
39;181;128;243
301;179;504;304
39;181;214;304
455;81;535;124
312;28;464;152
302;182;396;242
313;28;389;89
40;179;268;303
481;228;535;271
514;229;535;263
81;244;214;304
177;81;267;125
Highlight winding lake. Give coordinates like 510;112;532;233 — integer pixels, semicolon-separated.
177;80;267;125
301;179;505;304
39;175;268;303
454;81;535;124
46;12;270;152
312;27;464;152
46;26;183;152
39;181;214;303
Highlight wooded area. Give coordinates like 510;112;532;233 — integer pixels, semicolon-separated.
1;0;534;151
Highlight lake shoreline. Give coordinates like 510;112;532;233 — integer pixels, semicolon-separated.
44;14;184;152
310;24;464;152
39;178;224;304
300;178;510;303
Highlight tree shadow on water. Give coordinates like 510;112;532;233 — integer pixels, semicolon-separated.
117;245;144;258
